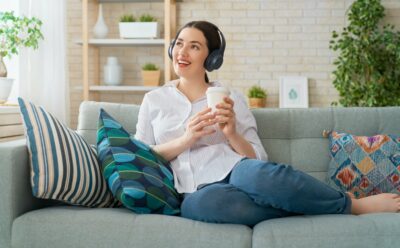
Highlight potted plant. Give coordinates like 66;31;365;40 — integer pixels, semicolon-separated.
330;0;400;106
0;11;43;103
119;13;159;39
141;63;160;86
247;85;267;108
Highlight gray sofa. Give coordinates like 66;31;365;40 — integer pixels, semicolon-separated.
1;101;400;248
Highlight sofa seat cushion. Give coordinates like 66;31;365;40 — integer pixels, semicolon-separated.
252;214;400;248
12;206;252;248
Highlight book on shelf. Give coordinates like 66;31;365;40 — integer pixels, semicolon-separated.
0;106;24;139
0;124;24;138
0;113;22;125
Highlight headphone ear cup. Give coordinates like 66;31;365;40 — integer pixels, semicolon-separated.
204;50;224;72
168;40;175;60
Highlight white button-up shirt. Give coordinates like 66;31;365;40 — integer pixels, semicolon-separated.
135;80;268;193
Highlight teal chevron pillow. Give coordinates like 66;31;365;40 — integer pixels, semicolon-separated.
327;131;400;198
18;98;116;207
97;109;181;215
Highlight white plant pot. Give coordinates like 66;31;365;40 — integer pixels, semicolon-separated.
0;78;14;104
119;22;159;39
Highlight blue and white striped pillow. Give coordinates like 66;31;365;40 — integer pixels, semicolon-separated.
18;98;116;207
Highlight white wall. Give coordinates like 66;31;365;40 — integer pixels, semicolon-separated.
66;0;400;127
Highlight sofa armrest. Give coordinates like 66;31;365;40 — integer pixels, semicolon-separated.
0;139;49;248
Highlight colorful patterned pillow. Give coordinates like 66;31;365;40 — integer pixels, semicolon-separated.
97;109;181;215
327;131;400;198
18;98;116;207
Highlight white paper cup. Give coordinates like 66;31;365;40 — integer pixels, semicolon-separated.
206;87;230;113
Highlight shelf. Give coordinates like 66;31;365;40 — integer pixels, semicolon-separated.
76;38;165;46
80;0;176;101
0;106;20;114
98;0;181;2
89;85;160;92
99;0;163;2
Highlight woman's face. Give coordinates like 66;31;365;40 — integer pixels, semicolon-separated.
172;27;209;79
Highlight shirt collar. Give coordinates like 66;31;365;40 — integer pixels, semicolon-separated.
164;80;221;88
164;80;222;103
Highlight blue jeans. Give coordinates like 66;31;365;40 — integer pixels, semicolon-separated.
181;159;351;226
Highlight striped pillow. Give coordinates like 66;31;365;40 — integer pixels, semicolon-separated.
18;98;116;207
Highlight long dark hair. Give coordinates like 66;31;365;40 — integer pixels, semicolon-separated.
175;21;221;83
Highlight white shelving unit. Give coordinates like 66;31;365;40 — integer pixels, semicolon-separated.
0;106;24;142
89;85;159;92
80;0;177;100
75;39;165;46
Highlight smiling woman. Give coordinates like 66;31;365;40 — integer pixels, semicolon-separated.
168;21;225;83
134;20;400;227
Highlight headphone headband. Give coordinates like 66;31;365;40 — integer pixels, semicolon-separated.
168;23;225;72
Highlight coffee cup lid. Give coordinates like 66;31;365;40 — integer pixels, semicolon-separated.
206;87;230;94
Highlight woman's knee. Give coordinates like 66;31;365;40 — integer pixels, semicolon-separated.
180;183;267;225
230;159;294;193
230;160;275;184
181;184;230;222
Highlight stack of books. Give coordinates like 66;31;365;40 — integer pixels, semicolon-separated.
0;106;24;142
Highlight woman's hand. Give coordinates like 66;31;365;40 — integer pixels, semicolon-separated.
182;107;217;147
153;108;216;161
214;96;257;158
215;96;237;138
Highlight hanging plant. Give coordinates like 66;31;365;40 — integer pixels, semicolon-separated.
330;0;400;106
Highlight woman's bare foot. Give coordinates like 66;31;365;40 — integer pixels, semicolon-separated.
349;193;400;215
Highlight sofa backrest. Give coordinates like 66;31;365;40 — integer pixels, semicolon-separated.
77;101;140;145
78;101;400;182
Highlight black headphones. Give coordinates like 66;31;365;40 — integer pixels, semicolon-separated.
168;25;226;72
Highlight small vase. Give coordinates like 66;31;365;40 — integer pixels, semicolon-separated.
93;4;108;38
0;56;7;77
104;57;122;85
0;78;14;104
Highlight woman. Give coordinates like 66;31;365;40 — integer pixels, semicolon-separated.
135;20;400;226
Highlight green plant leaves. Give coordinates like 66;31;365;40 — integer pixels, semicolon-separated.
119;13;156;23
0;11;43;58
247;85;267;99
330;0;400;107
142;63;158;71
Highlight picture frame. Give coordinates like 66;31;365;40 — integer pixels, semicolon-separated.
279;76;309;108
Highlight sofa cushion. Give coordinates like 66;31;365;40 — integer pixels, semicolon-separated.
327;131;400;198
12;206;252;248
18;98;115;207
252;214;400;248
97;109;181;215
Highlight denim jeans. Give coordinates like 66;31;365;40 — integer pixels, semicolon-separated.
181;159;351;226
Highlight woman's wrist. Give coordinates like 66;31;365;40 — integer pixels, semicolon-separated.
226;132;257;159
226;131;241;142
179;133;194;150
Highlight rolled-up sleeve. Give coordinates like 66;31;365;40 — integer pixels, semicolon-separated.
232;91;268;161
134;94;156;146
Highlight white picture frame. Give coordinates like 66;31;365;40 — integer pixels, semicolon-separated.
279;76;309;108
